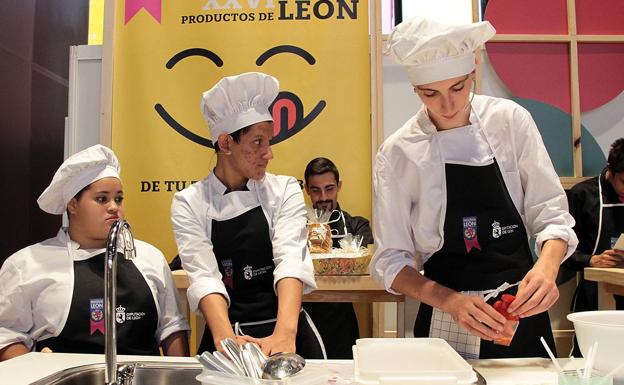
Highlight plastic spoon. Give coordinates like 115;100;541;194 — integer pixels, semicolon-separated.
541;337;567;385
569;356;583;379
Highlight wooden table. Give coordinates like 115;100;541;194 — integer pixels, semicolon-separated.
172;271;405;352
584;267;624;309
304;275;404;303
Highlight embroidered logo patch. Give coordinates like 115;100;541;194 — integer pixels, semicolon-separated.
115;305;145;324
492;221;502;238
243;265;253;280
491;220;519;239
116;305;126;324
463;216;481;252
90;298;105;335
242;265;272;280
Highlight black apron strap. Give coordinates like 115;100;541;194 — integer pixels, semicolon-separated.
302;302;358;359
198;311;325;359
594;205;624;257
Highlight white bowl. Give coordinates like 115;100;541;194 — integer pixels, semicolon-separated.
567;311;624;382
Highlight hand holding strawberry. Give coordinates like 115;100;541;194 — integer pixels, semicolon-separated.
492;294;519;346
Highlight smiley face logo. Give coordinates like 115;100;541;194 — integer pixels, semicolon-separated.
154;45;326;148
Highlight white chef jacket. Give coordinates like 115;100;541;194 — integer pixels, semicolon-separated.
371;94;578;294
0;229;190;351
171;172;316;313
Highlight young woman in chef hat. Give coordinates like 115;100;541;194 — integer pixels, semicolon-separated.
371;17;578;359
171;72;325;358
0;145;189;361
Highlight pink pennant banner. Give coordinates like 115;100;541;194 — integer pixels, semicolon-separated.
464;237;481;253
90;298;105;335
463;216;482;253
125;0;162;24
90;319;105;335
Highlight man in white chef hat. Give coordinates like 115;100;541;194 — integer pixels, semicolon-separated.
171;72;325;358
371;17;577;359
0;145;189;361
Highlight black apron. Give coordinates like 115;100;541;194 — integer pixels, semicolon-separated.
572;177;624;314
414;159;556;359
571;178;624;355
198;206;324;359
303;209;360;359
37;253;159;355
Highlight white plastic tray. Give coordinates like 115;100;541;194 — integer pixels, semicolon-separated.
353;338;478;385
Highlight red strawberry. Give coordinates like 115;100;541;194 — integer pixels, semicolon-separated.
501;294;515;304
493;300;519;321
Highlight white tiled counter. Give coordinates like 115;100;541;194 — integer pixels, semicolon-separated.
0;353;583;385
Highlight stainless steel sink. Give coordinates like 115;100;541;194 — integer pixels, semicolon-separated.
29;361;202;385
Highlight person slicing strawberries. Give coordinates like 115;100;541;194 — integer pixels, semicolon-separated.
371;16;578;360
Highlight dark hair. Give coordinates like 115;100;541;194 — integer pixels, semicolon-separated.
607;137;624;174
73;185;90;200
66;184;90;217
213;125;251;152
304;157;339;185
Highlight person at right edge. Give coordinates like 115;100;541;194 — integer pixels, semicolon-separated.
371;16;578;359
563;138;624;354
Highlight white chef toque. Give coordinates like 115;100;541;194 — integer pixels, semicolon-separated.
37;145;121;215
385;16;496;85
201;72;279;143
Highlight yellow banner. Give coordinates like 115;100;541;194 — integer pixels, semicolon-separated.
111;0;371;260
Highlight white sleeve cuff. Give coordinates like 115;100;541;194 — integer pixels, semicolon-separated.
534;224;579;263
187;278;230;313
156;320;190;345
0;329;32;351
370;249;414;295
273;257;317;295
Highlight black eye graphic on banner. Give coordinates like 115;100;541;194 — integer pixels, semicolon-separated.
155;48;223;148
154;45;326;148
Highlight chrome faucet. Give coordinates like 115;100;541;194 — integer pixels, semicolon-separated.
104;219;136;385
